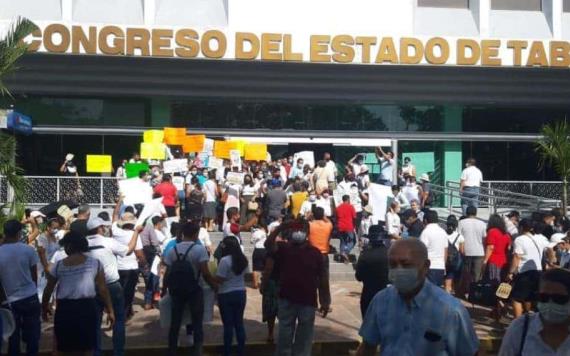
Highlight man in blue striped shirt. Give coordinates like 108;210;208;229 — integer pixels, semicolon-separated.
357;239;480;356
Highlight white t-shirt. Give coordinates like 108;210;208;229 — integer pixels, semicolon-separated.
299;200;315;218
204;180;218;202
0;243;39;303
402;184;421;204
268;221;281;234
461;166;483;187
87;234;128;284
514;234;550;273
420;223;449;270
198;228;212;248
216;255;247;295
386;212;401;236
51;256;101;299
316;197;333;217
37;234;60;268
242;184;256;197
112;223;142;271
379;158;395;181
325;160;337;182
251;229;267;249
458;218;487;257
446;231;465;250
163;241;209;286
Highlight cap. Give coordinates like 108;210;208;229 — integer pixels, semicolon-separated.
86;216;111;231
30;211;46;219
65;153;74;161
420;173;430;182
550;233;567;248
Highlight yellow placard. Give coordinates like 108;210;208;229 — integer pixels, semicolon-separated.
86;155;113;173
244;144;268;161
213;140;235;159
143;130;164;143
140;142;166;160
230;140;246;156
163;127;186;145
183;135;206;153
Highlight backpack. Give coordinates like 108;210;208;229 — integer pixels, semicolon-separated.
445;233;462;271
167;244;201;298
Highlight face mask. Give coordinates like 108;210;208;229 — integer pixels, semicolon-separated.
50;228;59;236
309;195;316;202
297;164;303;169
191;171;197;175
538;302;570;324
257;174;264;179
291;231;307;244
389;268;420;294
322;193;329;199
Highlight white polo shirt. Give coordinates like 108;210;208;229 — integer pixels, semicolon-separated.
87;234;128;284
420;223;449;270
460;166;483;187
514;234;550;273
112;223;142;271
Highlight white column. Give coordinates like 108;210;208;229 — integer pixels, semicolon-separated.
144;0;156;26
471;0;491;36
61;0;73;22
543;0;563;38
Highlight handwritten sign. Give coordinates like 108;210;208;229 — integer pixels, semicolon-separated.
293;151;315;168
163;158;188;174
163;127;186;145
244;143;268;161
143;130;164;143
86;155;112;173
182;135;205;153
208;156;224;171
230;150;242;169
226;172;244;185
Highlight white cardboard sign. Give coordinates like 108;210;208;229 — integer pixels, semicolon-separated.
163;158;188;174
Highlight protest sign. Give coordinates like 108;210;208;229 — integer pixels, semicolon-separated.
143;130;164;143
119;178;153;206
135;197;164;226
368;183;393;223
125;163;149;178
163;158;188;174
226;172;244;185
244;143;268;161
293;151;315;168
208;157;224;171
195;152;209;168
230;150;241;169
182;135;205;153
163;127;186;145
230;140;246;156
141;142;166;160
86;155;112;173
204;138;214;153
172;176;185;191
214;140;234;159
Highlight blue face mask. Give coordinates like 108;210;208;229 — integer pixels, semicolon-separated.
389;268;420;294
538;302;570;324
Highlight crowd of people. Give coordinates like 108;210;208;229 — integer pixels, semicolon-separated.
0;149;569;356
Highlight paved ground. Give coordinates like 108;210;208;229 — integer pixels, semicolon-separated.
36;280;509;355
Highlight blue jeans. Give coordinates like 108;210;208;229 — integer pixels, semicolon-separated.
276;299;316;356
7;295;41;356
428;269;445;287
218;290;246;356
95;281;125;356
143;271;160;305
339;231;356;256
461;186;480;216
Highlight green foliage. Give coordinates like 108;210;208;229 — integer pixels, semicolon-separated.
535;120;570;214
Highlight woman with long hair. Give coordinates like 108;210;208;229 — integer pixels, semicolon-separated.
42;232;114;356
186;176;205;222
215;237;249;356
483;214;512;320
240;174;257;224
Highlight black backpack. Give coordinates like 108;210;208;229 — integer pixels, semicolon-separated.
446;233;462;271
167;244;201;298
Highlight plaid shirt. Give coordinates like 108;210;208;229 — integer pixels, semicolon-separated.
360;280;479;356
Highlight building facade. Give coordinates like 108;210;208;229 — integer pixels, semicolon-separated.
2;0;570;183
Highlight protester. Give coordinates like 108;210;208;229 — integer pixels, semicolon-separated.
401;156;416;179
419;173;433;208
460;158;483;215
385;201;401;239
391;185;410;210
250;227;267;289
163;221;217;356
203;170;220;232
308;207;334;312
265;219;331;356
357;239;480;356
186;176;205;222
355;225;389;317
289;183;308;218
507;219;555;319
265;178;288;223
69;204;91;237
214;237;249;356
240;174;257;224
504;210;520;237
336;195;357;263
60;153;78;176
140;216;166;310
315;189;335;218
375;147;395;186
419;210;448;286
222;178;242;227
42;231;115;356
444;215;464;294
458;206;487;287
323;152;338;191
0;220;41;356
288;158;304;179
154;174;179;217
402;176;423;205
498;268;570;355
402;209;424;239
482;214;512;320
36;218;63;297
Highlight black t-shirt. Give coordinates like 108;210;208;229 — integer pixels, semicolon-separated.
407;219;424;238
70;219;89;237
355;244;389;300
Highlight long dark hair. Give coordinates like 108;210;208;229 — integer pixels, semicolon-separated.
487;214;506;234
221;237;248;275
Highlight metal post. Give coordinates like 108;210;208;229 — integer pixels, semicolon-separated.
448;189;453;215
100;178;104;209
56;178;60;202
529;182;533;196
391;139;398;185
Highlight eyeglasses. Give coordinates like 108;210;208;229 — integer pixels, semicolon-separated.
537;293;570;305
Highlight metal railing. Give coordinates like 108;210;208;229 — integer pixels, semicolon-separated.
482;180;563;202
0;176;120;208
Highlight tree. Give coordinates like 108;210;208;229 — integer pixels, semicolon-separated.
535;120;570;216
0;17;38;228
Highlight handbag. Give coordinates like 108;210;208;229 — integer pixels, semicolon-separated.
495;282;512;300
468;281;496;307
248;199;259;211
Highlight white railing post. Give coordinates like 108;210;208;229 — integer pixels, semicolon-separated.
100;178;104;209
56;178;61;202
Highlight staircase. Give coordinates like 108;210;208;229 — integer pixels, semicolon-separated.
209;232;359;282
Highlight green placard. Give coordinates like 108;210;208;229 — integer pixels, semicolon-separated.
402;152;435;177
125;163;149;178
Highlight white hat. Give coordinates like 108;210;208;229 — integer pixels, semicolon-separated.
86;217;111;231
65;153;74;161
364;205;373;214
0;308;15;341
549;233;567;248
30;211;46;219
420;173;430;182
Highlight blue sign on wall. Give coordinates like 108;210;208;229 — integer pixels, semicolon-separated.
7;111;32;135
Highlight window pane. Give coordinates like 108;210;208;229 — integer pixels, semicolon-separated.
418;0;469;8
564;0;570;12
492;0;541;11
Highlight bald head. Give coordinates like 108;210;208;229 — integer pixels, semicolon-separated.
388;239;429;272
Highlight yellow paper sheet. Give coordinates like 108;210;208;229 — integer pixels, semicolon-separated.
244;143;268;161
230;140;246;156
183;135;206;153
163;127;186;145
86;155;113;173
143;130;164;143
213;140;234;159
141;142;166;160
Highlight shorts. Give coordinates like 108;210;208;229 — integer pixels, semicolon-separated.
203;202;217;219
511;270;541;303
252;248;267;272
54;298;98;352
